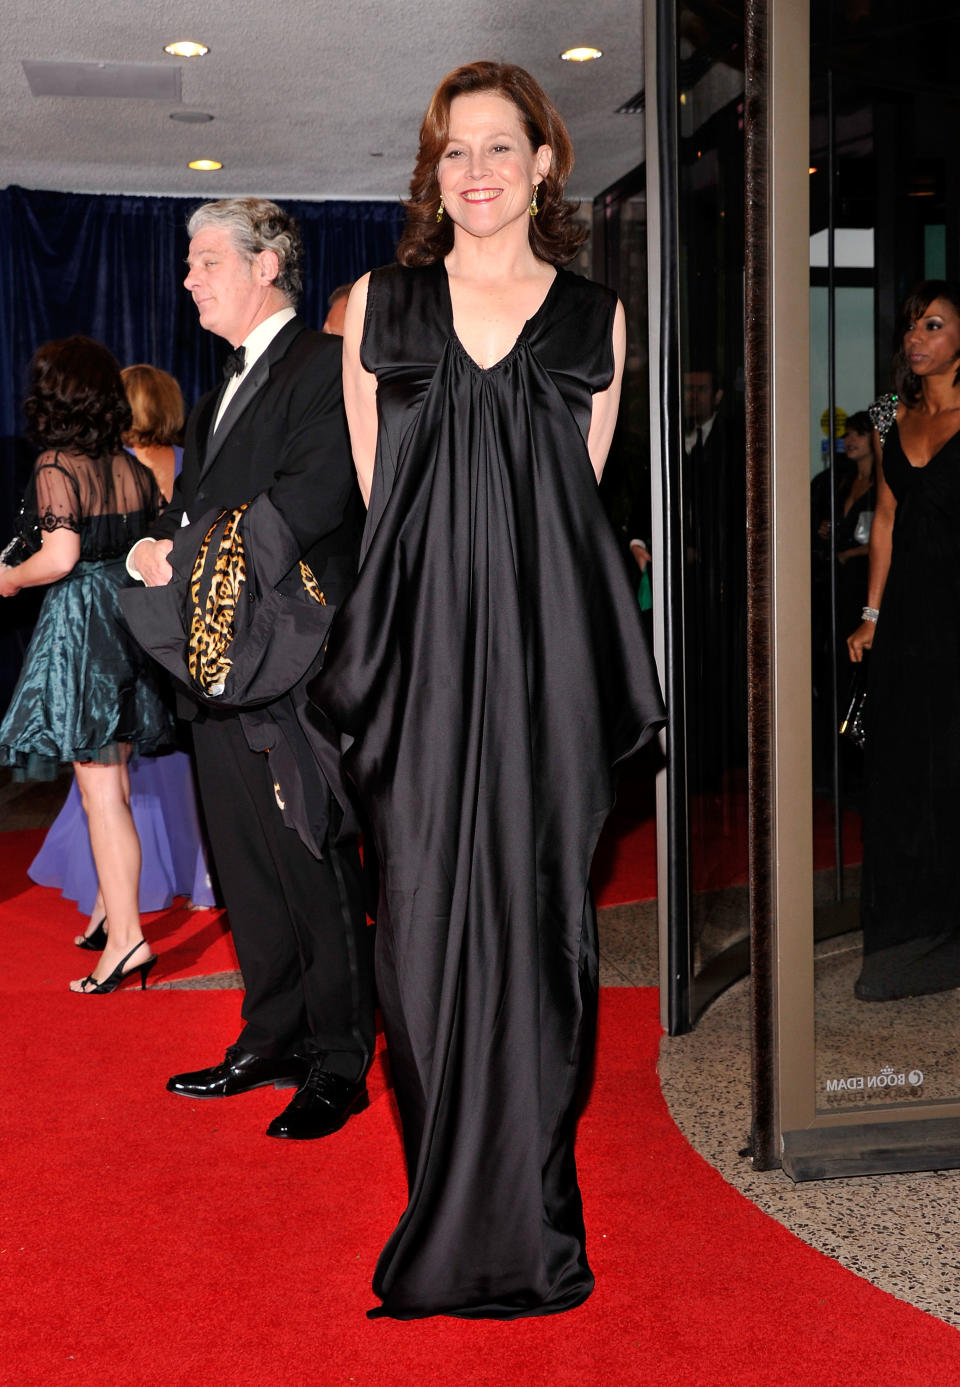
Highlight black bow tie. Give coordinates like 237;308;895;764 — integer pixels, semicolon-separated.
222;345;246;379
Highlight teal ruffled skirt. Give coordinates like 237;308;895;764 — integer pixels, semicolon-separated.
0;558;174;780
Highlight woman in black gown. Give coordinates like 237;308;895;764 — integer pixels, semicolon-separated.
848;281;960;1000
313;62;664;1318
0;338;172;992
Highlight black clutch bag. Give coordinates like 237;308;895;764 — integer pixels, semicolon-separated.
1;534;34;567
839;664;868;750
0;503;40;568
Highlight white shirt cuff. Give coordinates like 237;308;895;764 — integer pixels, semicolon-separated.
126;537;154;583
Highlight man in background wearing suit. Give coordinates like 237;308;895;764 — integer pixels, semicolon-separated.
682;366;748;791
128;198;373;1139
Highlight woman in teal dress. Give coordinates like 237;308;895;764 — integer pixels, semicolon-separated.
0;337;173;992
28;362;217;943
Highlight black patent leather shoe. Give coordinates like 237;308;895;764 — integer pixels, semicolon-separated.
265;1062;369;1139
166;1045;308;1098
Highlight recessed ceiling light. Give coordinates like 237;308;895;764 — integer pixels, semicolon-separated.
560;47;602;62
170;111;215;124
188;158;222;171
164;40;209;59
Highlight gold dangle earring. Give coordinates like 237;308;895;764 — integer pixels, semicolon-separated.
436;195;445;224
529;183;539;218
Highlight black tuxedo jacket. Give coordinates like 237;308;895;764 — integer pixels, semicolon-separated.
153;316;363;611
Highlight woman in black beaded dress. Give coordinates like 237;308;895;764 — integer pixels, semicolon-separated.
0;337;172;993
848;281;960;1000
313;62;663;1319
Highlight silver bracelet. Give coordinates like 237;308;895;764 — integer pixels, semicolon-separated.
861;605;879;623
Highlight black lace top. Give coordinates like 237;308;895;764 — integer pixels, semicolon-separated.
25;448;162;561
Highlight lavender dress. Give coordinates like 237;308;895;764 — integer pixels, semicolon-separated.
28;751;215;912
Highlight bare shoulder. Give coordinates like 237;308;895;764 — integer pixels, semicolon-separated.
348;271;372;303
344;273;373;366
344;274;371;336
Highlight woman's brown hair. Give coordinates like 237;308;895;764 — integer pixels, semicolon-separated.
397;61;587;269
121;364;185;447
23;336;132;457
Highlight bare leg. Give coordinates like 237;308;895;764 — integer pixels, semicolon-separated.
70;756;150;991
75;887;107;947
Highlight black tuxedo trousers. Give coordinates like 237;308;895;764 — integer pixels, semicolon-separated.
156;318;373;1067
191;712;373;1061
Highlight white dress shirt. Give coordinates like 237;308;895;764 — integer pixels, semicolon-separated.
212;306;296;432
127;306;297;582
684;412;717;455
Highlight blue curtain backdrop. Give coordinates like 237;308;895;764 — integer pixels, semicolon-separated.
0;184;406;706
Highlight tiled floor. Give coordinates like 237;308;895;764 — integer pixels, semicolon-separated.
659;976;960;1329
5;769;958;1330
596;889;960;1332
814;931;960;1103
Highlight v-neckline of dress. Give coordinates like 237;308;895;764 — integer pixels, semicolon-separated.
896;415;960;471
440;261;560;373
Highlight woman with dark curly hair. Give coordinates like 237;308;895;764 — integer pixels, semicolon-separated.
0;336;173;992
312;62;663;1318
848;280;960;1000
27;360;216;936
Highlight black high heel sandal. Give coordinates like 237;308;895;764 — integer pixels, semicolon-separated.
75;916;107;952
74;940;158;994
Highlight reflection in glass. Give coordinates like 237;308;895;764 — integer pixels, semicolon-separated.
811;0;960;1117
598;170;650;609
677;3;749;986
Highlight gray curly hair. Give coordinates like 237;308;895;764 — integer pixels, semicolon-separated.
186;197;303;304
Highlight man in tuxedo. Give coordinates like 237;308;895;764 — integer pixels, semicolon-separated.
129;197;373;1139
682;366;748;791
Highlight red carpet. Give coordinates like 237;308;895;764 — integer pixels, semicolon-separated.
2;861;959;1384
4;828;239;985
591;783;862;907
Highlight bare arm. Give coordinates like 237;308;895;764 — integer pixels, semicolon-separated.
0;526;80;597
342;273;379;507
586;300;627;482
847;431;894;662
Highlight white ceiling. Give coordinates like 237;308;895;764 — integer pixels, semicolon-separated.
1;0;644;202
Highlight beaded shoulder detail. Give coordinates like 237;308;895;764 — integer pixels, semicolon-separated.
868;392;898;447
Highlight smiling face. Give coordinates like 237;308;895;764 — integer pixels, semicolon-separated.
183;225;282;347
436;90;551;242
903;297;960;380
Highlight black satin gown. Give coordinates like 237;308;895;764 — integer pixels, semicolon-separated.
859;419;960;998
313;261;664;1318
